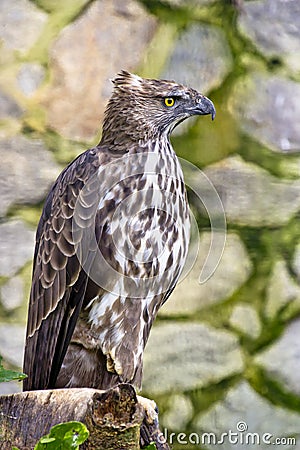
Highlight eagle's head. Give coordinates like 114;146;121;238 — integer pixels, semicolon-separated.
101;70;215;146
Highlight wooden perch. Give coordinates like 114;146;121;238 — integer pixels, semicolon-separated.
0;383;170;450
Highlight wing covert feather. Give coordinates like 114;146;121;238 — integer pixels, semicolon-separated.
23;147;103;390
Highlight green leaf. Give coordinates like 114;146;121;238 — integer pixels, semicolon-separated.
0;356;27;383
39;437;56;443
144;443;157;450
34;421;89;449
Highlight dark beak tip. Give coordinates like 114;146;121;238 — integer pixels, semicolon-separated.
207;98;216;121
199;96;216;121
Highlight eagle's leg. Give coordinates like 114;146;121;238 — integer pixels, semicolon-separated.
55;309;147;390
138;395;171;449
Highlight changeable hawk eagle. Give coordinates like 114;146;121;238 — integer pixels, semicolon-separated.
23;71;215;391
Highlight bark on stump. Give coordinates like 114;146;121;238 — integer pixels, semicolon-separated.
0;383;169;449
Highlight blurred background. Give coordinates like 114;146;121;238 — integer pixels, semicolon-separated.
0;0;300;448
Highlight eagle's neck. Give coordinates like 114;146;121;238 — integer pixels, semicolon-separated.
100;127;165;150
100;125;174;156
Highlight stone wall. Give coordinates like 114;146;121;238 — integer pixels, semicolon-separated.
0;1;300;448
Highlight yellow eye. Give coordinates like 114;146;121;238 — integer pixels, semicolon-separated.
164;97;175;107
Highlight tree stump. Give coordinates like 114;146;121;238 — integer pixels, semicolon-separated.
0;383;169;450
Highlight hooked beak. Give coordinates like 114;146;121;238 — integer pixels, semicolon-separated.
193;95;216;120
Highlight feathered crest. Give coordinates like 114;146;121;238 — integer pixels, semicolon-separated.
111;70;188;99
112;70;143;89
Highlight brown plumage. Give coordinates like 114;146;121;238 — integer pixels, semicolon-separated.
23;71;215;391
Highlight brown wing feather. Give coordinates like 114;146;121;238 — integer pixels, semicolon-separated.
23;148;102;390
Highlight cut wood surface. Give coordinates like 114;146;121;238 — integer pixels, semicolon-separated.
0;383;169;450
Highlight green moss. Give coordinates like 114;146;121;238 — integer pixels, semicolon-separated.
0;262;32;325
239;136;300;180
7;203;42;228
232;219;300;280
140;0;203;26
188;376;241;417
246;365;300;413
23;106;47;134
32;0;91;14
281;301;300;322
18;263;32;317
24;1;94;65
260;218;300;264
279;158;300;179
242;318;285;355
43;130;88;165
138;22;179;79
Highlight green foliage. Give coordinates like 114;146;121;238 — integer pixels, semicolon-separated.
8;423;89;450
34;422;89;449
144;444;157;450
0;356;27;383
